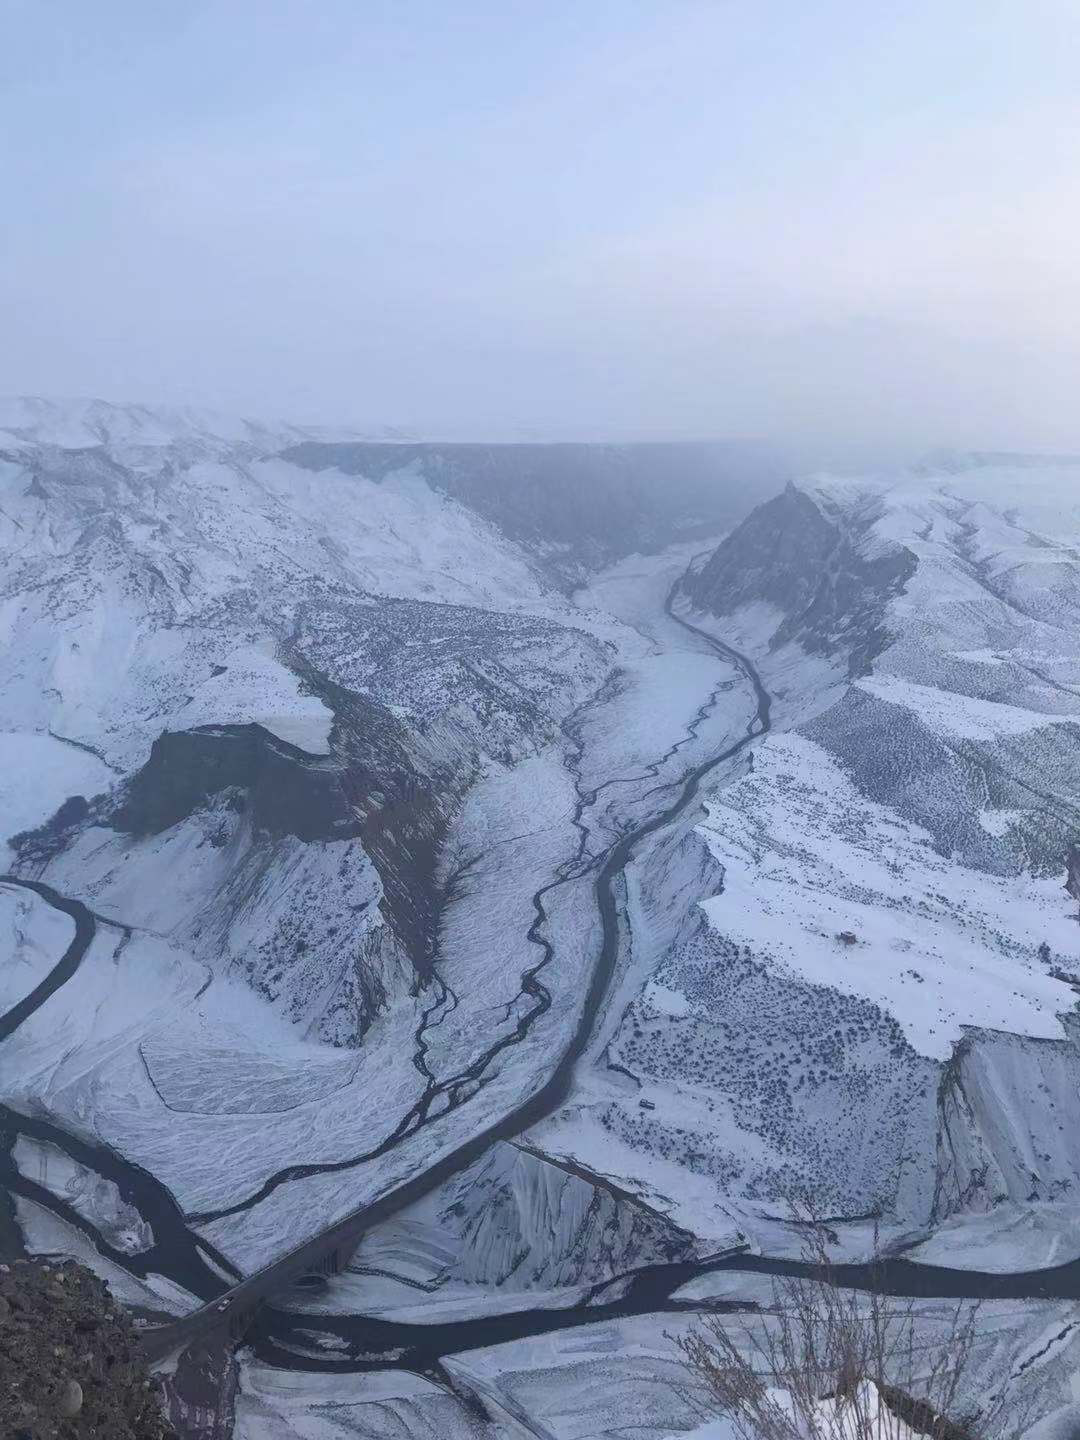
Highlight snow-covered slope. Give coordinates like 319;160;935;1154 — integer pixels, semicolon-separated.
543;460;1080;1255
0;399;767;1276
0;413;597;1054
5;408;1080;1439
284;436;785;578
0;394;320;455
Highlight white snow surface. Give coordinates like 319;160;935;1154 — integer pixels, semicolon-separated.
0;731;114;862
664;1425;735;1440
905;1202;1080;1273
0;881;75;1011
177;644;334;753
697;730;1075;1060
855;674;1074;741
6;419;1080;1435
0;394;349;455
662;1384;923;1440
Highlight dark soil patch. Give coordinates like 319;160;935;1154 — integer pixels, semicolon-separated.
0;1259;176;1439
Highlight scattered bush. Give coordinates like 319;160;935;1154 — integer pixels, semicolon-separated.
672;1209;1028;1440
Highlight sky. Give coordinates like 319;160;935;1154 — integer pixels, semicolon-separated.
3;0;1080;454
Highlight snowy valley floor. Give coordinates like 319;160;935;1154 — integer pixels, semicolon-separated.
7;509;1080;1438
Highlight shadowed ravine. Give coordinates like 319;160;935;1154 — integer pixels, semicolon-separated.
4;571;1075;1386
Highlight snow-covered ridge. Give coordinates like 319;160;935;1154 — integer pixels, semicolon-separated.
0;394;370;455
698;730;1075;1061
555;459;1080;1259
0;398;622;1059
683;479;918;676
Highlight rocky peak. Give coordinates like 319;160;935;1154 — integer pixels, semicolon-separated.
683;482;917;675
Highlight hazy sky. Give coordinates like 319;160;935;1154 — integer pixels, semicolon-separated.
3;1;1080;452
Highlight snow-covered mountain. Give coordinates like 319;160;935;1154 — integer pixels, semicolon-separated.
538;467;1080;1250
3;405;1080;1439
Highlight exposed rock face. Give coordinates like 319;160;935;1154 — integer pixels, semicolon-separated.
161;1342;239;1440
0;1258;176;1439
12;698;455;1044
296;675;459;976
105;708;456;959
684;482;917;674
112;725;358;843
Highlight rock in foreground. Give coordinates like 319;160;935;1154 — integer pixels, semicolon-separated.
0;1259;176;1439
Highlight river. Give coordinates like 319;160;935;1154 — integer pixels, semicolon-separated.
2;570;1072;1385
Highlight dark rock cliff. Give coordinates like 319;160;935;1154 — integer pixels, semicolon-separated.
111;725;358;843
683;483;917;675
104;705;454;982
